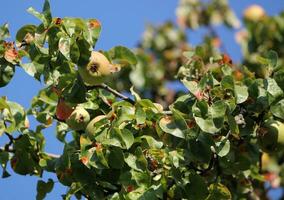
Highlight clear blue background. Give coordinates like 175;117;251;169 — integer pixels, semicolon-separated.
0;0;283;199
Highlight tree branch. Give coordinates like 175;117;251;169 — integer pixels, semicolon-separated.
0;146;15;153
162;110;173;115
0;146;60;159
86;83;135;104
4;132;14;149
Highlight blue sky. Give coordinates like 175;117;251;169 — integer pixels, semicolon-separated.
0;0;284;199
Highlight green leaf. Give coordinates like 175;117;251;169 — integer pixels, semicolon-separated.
12;134;41;175
121;129;135;149
194;117;220;134
227;114;239;134
0;96;10;110
86;19;101;47
16;25;36;46
211;100;227;128
138;135;163;149
130;86;141;101
56;122;69;142
36;179;54;200
58;37;71;59
28;44;49;64
108;147;124;169
27;0;51;28
159;117;185;139
215;137;230;157
137;184;163;200
169;150;184;168
42;0;52;25
264;78;283;104
0;58;15;87
234;85;248;104
63;74;87;103
182;50;195;60
193;101;226;134
124;147;147;172
109;46;137;65
271;99;284;120
21;62;44;80
221;76;234;90
184;174;208;200
274;69;284;91
63;182;83;200
0;23;10;40
104;128;134;149
188;133;214;163
63;17;88;36
27;8;48;28
206;183;232;200
0;121;5;136
0;151;10;178
77;37;92;67
5;101;26;133
70;38;80;63
266;50;278;68
135;106;146;125
88;147;109;169
181;79;199;95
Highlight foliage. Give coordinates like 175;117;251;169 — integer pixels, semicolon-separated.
0;0;284;199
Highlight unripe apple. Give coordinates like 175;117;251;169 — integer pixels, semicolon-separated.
275;122;284;144
243;5;266;22
86;115;107;136
78;51;112;85
66;107;90;131
258;120;284;152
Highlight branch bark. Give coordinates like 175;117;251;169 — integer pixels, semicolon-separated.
86;83;135;104
0;147;60;159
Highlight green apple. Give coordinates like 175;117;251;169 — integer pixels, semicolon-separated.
66;107;90;131
275;121;284;144
78;51;112;85
258;120;284;152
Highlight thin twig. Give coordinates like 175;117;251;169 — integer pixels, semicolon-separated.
0;146;15;153
44;152;60;159
162;110;173;115
4;132;14;146
86;83;135;104
0;146;60;159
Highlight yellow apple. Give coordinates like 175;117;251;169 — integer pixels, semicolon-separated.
243;5;266;22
